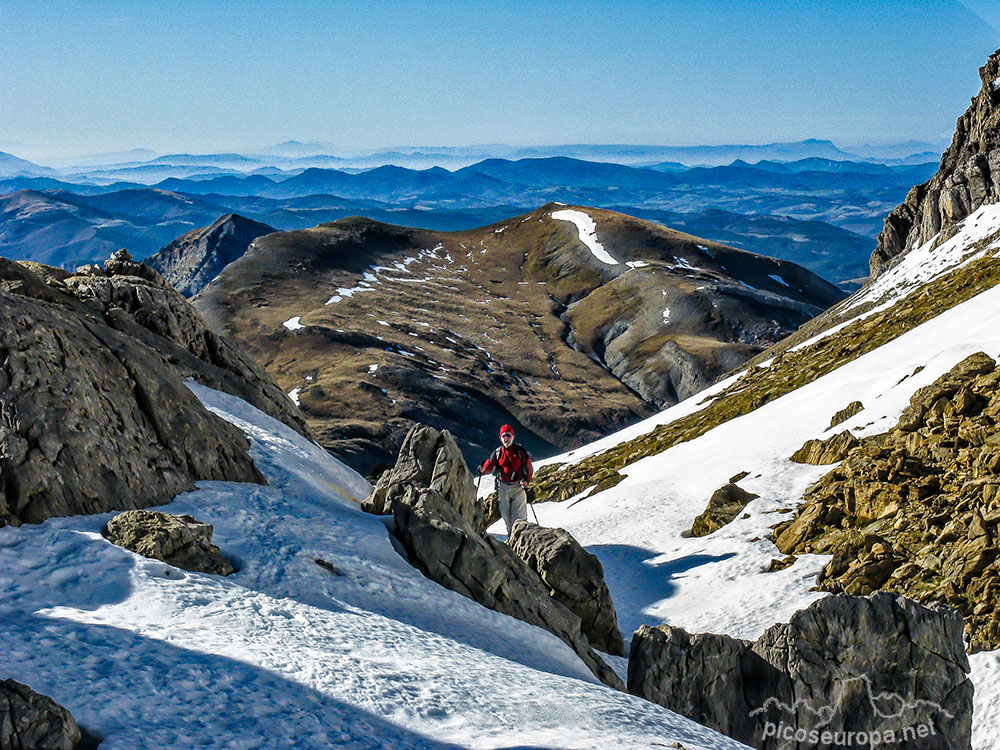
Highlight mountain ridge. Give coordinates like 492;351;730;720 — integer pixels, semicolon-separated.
194;204;843;472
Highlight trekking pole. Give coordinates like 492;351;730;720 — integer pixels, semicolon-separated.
527;486;540;525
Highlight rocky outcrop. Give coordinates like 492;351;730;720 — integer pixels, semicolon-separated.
362;424;482;531
103;510;235;575
789;430;860;465
829;400;864;428
689;482;759;536
364;423;623;689
147;214;277;297
628;593;972;750
873;49;1000;275
1;678;84;750
507;520;625;656
65;250;313;440
0;256;265;527
390;486;623;689
774;352;1000;650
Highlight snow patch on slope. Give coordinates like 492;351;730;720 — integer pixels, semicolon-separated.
846;202;1000;315
551;210;621;266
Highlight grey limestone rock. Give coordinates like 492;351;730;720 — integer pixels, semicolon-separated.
507;520;625;656
103;509;235;575
628;592;973;750
61;253;314;441
364;423;623;689
873;49;1000;275
363;424;482;531
0;257;265;526
390;486;623;689
0;678;82;750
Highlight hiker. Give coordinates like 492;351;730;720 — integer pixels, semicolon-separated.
478;425;534;535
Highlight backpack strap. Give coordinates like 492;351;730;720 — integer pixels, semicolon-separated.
512;443;530;481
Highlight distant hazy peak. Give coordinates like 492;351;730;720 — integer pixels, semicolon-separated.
146;213;277;297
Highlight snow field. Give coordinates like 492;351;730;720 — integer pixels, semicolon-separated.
531;281;1000;749
844;202;1000;315
0;384;747;750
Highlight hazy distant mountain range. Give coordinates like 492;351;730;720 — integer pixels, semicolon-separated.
4;137;946;176
0;139;946;285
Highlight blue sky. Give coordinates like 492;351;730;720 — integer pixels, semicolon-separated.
1;0;998;159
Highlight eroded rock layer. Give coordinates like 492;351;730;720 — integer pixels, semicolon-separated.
774;352;1000;651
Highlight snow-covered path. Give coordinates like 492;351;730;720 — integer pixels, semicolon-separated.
0;385;746;749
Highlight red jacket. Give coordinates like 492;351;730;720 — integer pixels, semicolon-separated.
481;444;533;483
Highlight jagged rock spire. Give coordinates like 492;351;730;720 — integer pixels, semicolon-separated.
873;48;1000;276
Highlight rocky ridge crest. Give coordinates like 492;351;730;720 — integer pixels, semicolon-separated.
146;213;277;297
873;49;1000;275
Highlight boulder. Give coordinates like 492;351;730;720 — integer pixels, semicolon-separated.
629;592;973;750
829;400;864;428
508;520;625;655
103;510;235;575
0;258;265;527
765;555;796;572
0;678;82;750
790;430;860;465
689;482;759;536
391;487;623;689
629;625;781;744
364;423;622;689
363;424;482;532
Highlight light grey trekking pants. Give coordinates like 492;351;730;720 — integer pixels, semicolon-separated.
498;482;528;535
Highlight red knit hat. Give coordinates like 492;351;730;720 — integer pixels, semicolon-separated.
499;424;515;437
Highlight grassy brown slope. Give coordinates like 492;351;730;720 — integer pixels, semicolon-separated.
195;204;842;473
532;243;1000;504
